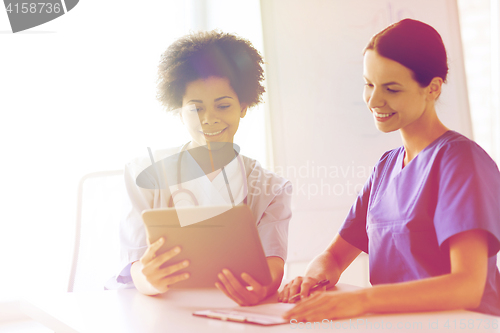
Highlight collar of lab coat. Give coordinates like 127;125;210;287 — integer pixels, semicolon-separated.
170;143;244;207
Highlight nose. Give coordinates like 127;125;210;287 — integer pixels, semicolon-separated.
199;107;220;125
366;86;385;109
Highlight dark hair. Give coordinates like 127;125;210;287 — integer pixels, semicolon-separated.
364;19;448;87
156;30;265;112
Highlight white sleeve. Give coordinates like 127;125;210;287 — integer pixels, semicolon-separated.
256;181;292;261
114;160;156;286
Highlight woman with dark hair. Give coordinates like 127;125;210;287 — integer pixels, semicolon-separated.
280;19;500;319
115;31;292;305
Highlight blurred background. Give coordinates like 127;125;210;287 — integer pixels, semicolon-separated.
0;0;498;327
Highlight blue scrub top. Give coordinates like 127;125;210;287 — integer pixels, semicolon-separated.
339;131;500;316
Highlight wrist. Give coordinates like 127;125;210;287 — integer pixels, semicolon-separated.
131;261;163;296
307;256;341;286
305;253;332;276
304;268;328;283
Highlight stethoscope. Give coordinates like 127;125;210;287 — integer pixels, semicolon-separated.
148;143;247;208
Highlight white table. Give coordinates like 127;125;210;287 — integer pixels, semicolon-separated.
21;285;499;333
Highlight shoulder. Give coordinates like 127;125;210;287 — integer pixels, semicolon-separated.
434;131;480;155
421;131;500;194
433;131;499;171
240;155;292;223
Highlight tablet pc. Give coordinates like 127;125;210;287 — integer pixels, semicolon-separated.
141;205;272;288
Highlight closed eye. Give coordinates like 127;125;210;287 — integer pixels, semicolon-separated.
387;88;400;93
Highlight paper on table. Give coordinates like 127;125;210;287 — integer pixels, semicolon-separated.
193;302;296;326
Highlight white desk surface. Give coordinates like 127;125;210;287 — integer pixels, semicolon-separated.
21;284;499;333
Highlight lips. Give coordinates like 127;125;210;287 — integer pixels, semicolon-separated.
373;111;396;122
200;128;226;137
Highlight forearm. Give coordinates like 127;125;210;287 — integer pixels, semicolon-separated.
363;272;484;314
364;230;488;314
305;234;362;285
130;261;161;296
305;251;342;285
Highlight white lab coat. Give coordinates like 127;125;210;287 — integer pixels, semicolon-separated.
112;144;292;288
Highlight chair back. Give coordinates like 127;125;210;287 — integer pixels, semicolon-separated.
68;170;124;292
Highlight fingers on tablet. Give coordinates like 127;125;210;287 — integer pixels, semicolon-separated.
241;273;262;293
222;270;248;295
162;260;189;276
162;272;190;288
155;246;181;265
143;237;165;263
154;237;164;250
215;282;237;304
216;276;246;306
241;272;257;285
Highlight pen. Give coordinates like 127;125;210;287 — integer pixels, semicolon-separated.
288;279;330;303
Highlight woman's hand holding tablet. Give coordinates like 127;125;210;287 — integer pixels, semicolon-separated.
215;269;267;306
215;256;285;306
131;237;190;294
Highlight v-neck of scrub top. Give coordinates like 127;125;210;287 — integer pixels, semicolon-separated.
369;130;454;224
397;130;453;172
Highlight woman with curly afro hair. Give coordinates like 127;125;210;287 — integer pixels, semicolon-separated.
115;30;292;306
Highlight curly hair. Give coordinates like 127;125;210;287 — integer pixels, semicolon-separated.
156;30;265;112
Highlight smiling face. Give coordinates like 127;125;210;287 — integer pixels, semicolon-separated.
363;50;431;133
181;77;247;149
